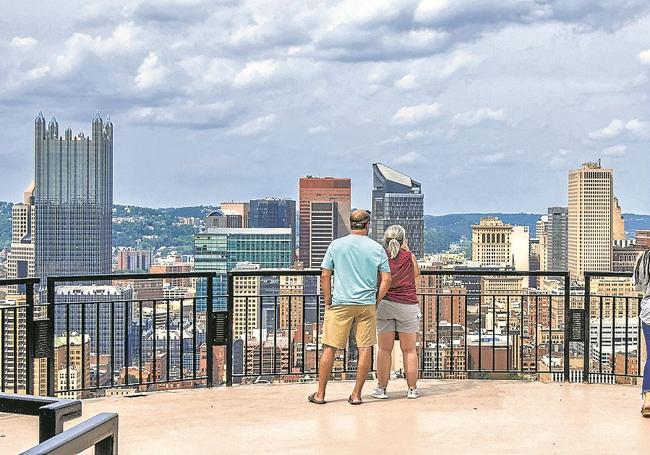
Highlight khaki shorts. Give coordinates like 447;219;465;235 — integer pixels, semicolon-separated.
322;304;377;349
376;299;421;334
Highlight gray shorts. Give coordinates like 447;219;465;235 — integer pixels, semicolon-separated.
376;299;421;334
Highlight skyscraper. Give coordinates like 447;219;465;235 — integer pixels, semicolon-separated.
220;202;250;228
309;201;337;268
568;162;613;280
6;182;35;294
612;196;625;242
298;176;351;265
371;163;424;258
249;198;296;256
547;207;568;272
34;112;113;285
471;217;513;267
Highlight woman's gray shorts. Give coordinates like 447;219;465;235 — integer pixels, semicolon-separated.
376;299;421;334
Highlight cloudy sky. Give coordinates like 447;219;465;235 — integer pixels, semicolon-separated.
1;0;650;214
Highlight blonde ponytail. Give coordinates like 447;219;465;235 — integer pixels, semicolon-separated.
383;225;406;260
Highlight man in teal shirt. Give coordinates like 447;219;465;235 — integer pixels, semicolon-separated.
308;209;392;405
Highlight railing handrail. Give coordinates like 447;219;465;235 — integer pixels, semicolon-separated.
584;271;633;278
0;277;40;286
227;269;571;278
20;412;118;455
46;271;217;284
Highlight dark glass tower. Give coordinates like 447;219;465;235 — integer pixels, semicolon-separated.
547;207;568;272
250;198;296;256
371;163;424;258
34;112;113;285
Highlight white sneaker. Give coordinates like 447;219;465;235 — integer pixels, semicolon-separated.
371;387;388;399
406;388;420;399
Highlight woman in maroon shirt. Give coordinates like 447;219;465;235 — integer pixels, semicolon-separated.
371;225;421;400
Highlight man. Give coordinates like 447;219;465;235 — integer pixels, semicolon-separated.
308;209;392;405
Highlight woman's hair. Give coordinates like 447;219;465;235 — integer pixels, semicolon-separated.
383;225;406;260
634;249;650;287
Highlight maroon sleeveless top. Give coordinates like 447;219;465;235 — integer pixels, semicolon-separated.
385;250;418;304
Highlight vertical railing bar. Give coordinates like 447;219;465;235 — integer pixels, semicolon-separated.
66;300;71;394
110;300;115;388
492;295;496;373
436;294;440;374
179;298;184;382
96;301;100;390
192;297;196;380
450;290;455;375
1;308;5;393
139;301;143;386
81;301;86;392
548;293;552;374
25;282;35;396
583;275;591;383
420;294;425;375
124;301;129;388
506;295;510;373
520;294;525;374
245;292;249;378
535;295;539;376
13;307;18;394
624;297;629;377
166;299;171;381
288;294;292;375
563;274;570;383
599;296;603;374
611;297;617;376
274;296;278;375
153;300;157;383
301;294;306;375
314;295;319;376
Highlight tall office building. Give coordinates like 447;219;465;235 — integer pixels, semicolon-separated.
116;248;152;271
547;207;568;272
231;263;261;340
536;215;549;272
221;202;250;228
612;197;626;242
309;202;337;268
298;177;351;265
511;226;530;273
568;162;613;280
471;217;513;267
34;112;113;285
194;227;293;310
371;163;424;258
249;198;296;256
6;182;36;294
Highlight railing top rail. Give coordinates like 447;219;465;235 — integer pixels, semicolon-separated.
228;269;570;278
0;277;40;286
47;271;217;284
584;271;633;278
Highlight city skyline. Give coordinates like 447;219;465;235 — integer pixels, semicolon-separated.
1;2;650;214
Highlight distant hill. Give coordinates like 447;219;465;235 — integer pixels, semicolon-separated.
1;203;649;255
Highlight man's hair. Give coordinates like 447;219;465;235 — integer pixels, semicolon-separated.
350;209;370;230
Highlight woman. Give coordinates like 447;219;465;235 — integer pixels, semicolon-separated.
634;249;650;417
371;225;421;400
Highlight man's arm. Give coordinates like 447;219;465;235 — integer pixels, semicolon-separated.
376;271;392;304
321;268;333;308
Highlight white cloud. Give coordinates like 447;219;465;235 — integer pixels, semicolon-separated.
228;114;276;136
638;49;650;65
393;103;441;125
308;125;328;134
481;152;506;163
10;36;38;48
414;0;452;22
625;118;649;132
588;119;625;139
394;74;418;89
134;52;167;89
233;60;278;87
602;144;626;156
393;151;421;164
439;50;476;77
25;66;50;81
452;107;505;126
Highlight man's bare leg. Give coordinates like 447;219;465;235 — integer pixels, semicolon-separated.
351;346;373;401
314;345;336;401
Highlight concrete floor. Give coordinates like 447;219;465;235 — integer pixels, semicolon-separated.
2;380;650;454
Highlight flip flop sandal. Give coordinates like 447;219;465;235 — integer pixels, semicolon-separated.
348;395;363;406
308;393;327;405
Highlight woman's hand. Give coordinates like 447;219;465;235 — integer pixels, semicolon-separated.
401;238;410;252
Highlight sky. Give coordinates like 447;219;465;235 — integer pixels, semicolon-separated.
1;0;650;214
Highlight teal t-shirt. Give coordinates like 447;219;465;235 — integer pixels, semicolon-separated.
320;234;390;305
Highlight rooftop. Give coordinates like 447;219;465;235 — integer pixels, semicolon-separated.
2;380;647;453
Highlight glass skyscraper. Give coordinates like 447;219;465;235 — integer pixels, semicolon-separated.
34;112;113;285
371;163;424;258
194;228;294;310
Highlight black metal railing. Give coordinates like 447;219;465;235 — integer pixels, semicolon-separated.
1;269;646;398
45;272;217;397
0;278;40;395
225;269;574;384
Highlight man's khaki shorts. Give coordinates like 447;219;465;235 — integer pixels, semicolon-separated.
322;304;377;349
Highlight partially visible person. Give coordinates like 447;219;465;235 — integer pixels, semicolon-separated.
308;209;392;405
371;225;421;400
634;249;650;417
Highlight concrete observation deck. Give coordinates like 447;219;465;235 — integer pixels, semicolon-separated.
1;380;649;454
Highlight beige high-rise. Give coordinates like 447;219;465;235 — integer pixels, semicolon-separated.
612;197;625;242
472;217;513;267
568;162;613;280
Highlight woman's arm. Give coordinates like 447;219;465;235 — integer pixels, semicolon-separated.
411;253;420;278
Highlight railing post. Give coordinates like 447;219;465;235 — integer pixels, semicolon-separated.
25;282;35;396
206;273;214;388
583;274;591;383
226;272;234;387
46;279;56;397
563;273;570;382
